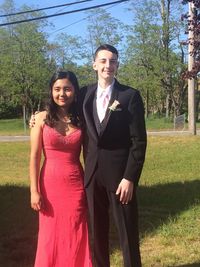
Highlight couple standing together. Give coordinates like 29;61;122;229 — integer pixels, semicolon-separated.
29;44;147;267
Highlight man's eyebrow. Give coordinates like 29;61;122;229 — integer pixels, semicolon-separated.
98;58;118;60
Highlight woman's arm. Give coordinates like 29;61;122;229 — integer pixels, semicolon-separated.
29;111;46;211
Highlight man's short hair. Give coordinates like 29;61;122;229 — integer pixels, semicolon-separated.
94;44;119;60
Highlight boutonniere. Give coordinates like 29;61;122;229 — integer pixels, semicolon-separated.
108;100;121;111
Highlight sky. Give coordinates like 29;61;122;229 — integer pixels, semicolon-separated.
0;0;134;40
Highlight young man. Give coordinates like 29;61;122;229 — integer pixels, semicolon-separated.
80;44;147;267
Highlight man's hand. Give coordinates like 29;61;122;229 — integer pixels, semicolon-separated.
116;178;134;204
29;111;39;128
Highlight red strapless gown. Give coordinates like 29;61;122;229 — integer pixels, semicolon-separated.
34;124;92;267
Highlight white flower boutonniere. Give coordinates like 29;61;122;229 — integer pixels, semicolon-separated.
108;100;120;111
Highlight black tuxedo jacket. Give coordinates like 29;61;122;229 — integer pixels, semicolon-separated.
79;79;147;191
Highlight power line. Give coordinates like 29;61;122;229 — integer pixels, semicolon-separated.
0;1;128;54
0;0;128;53
49;2;124;35
0;0;94;18
0;0;130;27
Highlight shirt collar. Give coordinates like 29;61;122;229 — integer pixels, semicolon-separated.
96;79;115;99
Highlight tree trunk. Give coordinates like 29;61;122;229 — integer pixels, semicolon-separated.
23;104;27;134
165;93;170;118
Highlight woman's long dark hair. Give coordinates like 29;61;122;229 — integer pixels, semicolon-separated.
45;70;80;127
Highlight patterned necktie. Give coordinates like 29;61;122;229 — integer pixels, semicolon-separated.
103;94;109;111
98;92;109;122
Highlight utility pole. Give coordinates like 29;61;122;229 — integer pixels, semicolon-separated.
188;2;196;135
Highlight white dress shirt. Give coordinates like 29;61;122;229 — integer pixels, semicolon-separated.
96;80;114;122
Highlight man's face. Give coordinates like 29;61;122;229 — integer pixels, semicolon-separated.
93;50;119;82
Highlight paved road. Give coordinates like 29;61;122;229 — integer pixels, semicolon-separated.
0;135;30;142
147;130;200;136
0;130;200;142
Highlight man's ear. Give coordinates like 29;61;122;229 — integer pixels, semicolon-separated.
117;61;119;69
92;61;97;71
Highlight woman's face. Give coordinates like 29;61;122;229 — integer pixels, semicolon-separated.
52;78;75;108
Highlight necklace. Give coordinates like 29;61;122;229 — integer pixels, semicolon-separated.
55;119;72;134
63;118;71;124
58;114;72;124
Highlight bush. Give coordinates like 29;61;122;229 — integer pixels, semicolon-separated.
0;101;22;119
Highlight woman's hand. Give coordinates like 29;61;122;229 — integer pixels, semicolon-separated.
31;191;43;211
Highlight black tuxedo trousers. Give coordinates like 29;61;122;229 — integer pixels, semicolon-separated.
86;170;142;267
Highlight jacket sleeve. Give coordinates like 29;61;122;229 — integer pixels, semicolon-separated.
123;90;147;185
77;86;87;121
77;86;88;163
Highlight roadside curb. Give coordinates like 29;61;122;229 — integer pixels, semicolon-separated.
0;136;30;142
0;130;200;142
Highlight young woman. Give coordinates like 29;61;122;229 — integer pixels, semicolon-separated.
29;71;92;267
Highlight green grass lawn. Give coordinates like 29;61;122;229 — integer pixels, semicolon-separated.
145;117;174;130
146;116;200;131
0;137;200;266
1;118;200;136
0;119;30;136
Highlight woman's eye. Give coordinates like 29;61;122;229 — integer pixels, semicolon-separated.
64;87;71;92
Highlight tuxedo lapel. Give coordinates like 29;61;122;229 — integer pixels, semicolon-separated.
93;95;101;135
83;84;98;140
100;80;119;136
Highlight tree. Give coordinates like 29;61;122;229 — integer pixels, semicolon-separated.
85;8;128;58
182;0;200;78
122;0;187;118
0;1;54;121
52;33;87;68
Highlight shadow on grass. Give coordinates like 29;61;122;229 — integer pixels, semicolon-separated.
138;179;200;235
110;179;200;266
0;185;37;267
1;180;200;267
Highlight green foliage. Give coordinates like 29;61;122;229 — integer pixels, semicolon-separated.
0;1;55;120
0;0;195;121
0;100;21;119
85;8;127;58
121;0;187;118
53;33;87;68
